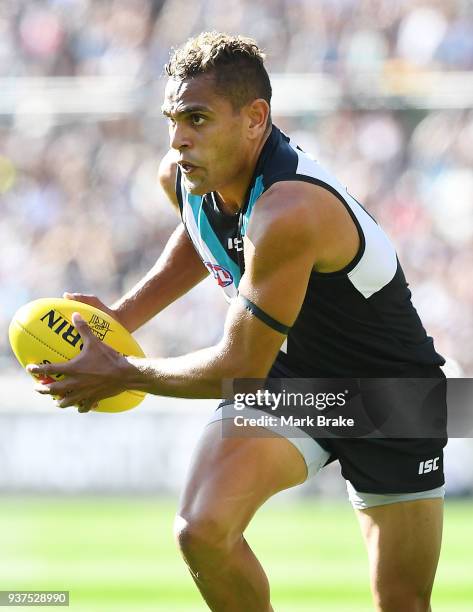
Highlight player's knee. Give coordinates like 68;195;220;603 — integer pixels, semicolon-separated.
174;512;237;564
374;584;432;612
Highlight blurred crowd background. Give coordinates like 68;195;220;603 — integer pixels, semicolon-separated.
2;22;473;612
1;0;473;377
2;0;473;77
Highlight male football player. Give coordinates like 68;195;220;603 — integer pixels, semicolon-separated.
31;32;446;612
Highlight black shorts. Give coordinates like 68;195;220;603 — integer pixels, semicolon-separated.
261;362;448;495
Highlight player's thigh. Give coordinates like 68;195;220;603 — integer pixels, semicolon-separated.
177;420;308;537
356;498;443;593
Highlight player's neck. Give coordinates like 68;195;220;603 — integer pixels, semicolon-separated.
216;125;271;215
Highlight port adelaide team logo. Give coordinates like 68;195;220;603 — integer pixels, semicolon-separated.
204;262;234;288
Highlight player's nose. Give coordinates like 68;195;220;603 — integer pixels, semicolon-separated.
170;123;191;151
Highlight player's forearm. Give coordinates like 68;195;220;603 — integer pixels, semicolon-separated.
122;343;239;399
119;301;280;399
112;225;208;332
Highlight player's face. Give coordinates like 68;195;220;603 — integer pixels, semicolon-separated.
162;75;250;196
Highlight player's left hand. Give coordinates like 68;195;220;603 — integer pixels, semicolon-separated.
27;313;130;413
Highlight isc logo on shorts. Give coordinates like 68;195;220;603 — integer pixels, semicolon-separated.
418;457;440;474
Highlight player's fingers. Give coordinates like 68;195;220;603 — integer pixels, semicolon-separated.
63;292;97;304
56;393;84;408
27;362;69;377
34;384;53;395
77;400;98;413
71;312;95;344
34;380;71;396
64;292;121;325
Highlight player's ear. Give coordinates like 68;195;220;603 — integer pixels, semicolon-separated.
246;98;270;139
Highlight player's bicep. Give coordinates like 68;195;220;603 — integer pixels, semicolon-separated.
220;202;317;378
238;234;315;331
238;188;318;331
219;296;288;379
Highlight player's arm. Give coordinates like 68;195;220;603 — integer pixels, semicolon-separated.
69;150;208;332
124;183;320;398
31;182;323;408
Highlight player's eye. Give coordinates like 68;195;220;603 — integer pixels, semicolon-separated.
190;114;205;126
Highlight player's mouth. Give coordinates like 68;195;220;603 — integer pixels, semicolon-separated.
179;161;199;174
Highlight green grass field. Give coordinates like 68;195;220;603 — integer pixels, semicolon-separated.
0;497;471;612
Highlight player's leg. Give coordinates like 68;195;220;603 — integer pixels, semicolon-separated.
174;411;329;612
355;497;443;612
347;371;447;611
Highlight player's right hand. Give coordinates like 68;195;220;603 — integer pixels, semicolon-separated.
63;292;124;327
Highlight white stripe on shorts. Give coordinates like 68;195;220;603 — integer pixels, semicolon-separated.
208;405;331;479
346;481;446;510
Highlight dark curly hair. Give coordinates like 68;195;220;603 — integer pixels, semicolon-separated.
165;31;272;116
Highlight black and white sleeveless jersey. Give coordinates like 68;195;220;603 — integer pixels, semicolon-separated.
175;125;444;377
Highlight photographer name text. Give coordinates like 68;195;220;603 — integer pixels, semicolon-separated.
234;414;355;428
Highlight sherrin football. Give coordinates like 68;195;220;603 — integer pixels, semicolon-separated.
8;298;146;412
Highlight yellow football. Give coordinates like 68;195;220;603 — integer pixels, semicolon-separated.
8;298;146;413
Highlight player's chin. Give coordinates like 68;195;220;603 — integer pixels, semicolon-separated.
183;176;208;195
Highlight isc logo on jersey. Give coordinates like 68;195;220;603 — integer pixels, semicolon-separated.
204;262;234;288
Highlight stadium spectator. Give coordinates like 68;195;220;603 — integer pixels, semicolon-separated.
1;0;472;375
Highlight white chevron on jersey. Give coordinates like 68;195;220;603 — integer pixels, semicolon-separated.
181;191;238;301
288;140;397;298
